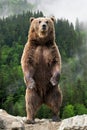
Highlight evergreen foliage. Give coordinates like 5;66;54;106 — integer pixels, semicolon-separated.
0;0;36;17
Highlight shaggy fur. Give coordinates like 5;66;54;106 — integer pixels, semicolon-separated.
21;17;62;123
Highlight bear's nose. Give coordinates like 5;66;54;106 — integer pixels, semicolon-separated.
42;24;46;30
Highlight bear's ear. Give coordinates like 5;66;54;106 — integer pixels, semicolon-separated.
30;17;35;23
50;16;55;22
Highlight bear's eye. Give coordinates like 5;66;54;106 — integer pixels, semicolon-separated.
46;21;48;24
39;21;41;24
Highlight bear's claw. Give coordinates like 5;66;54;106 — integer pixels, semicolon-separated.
27;78;35;89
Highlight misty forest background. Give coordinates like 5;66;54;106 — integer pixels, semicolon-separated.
0;0;87;119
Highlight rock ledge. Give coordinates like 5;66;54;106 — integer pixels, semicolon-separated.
0;109;87;130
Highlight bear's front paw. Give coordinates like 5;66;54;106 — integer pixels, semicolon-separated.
50;72;60;86
27;78;35;89
50;76;58;86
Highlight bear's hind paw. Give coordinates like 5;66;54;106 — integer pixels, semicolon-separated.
25;119;35;124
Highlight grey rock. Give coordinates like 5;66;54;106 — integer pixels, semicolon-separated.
0;109;87;130
11;121;24;130
59;115;87;130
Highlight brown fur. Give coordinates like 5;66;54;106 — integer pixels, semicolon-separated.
21;17;62;122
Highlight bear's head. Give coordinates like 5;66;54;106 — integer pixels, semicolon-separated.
29;17;55;42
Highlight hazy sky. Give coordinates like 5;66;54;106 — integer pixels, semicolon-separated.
36;0;87;24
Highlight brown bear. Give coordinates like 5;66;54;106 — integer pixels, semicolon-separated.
21;17;62;124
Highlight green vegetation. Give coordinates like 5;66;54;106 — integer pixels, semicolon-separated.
36;105;53;119
62;104;87;119
62;104;75;118
0;11;87;119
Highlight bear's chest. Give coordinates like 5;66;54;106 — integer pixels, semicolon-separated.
33;46;52;89
34;46;52;66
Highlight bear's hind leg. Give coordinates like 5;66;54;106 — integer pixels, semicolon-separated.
45;86;62;122
25;88;42;124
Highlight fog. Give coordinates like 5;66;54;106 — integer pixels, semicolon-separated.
0;0;87;25
31;0;87;25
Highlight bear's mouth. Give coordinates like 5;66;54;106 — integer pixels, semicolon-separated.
41;23;47;31
40;25;48;32
40;28;48;35
41;30;47;33
41;27;47;32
